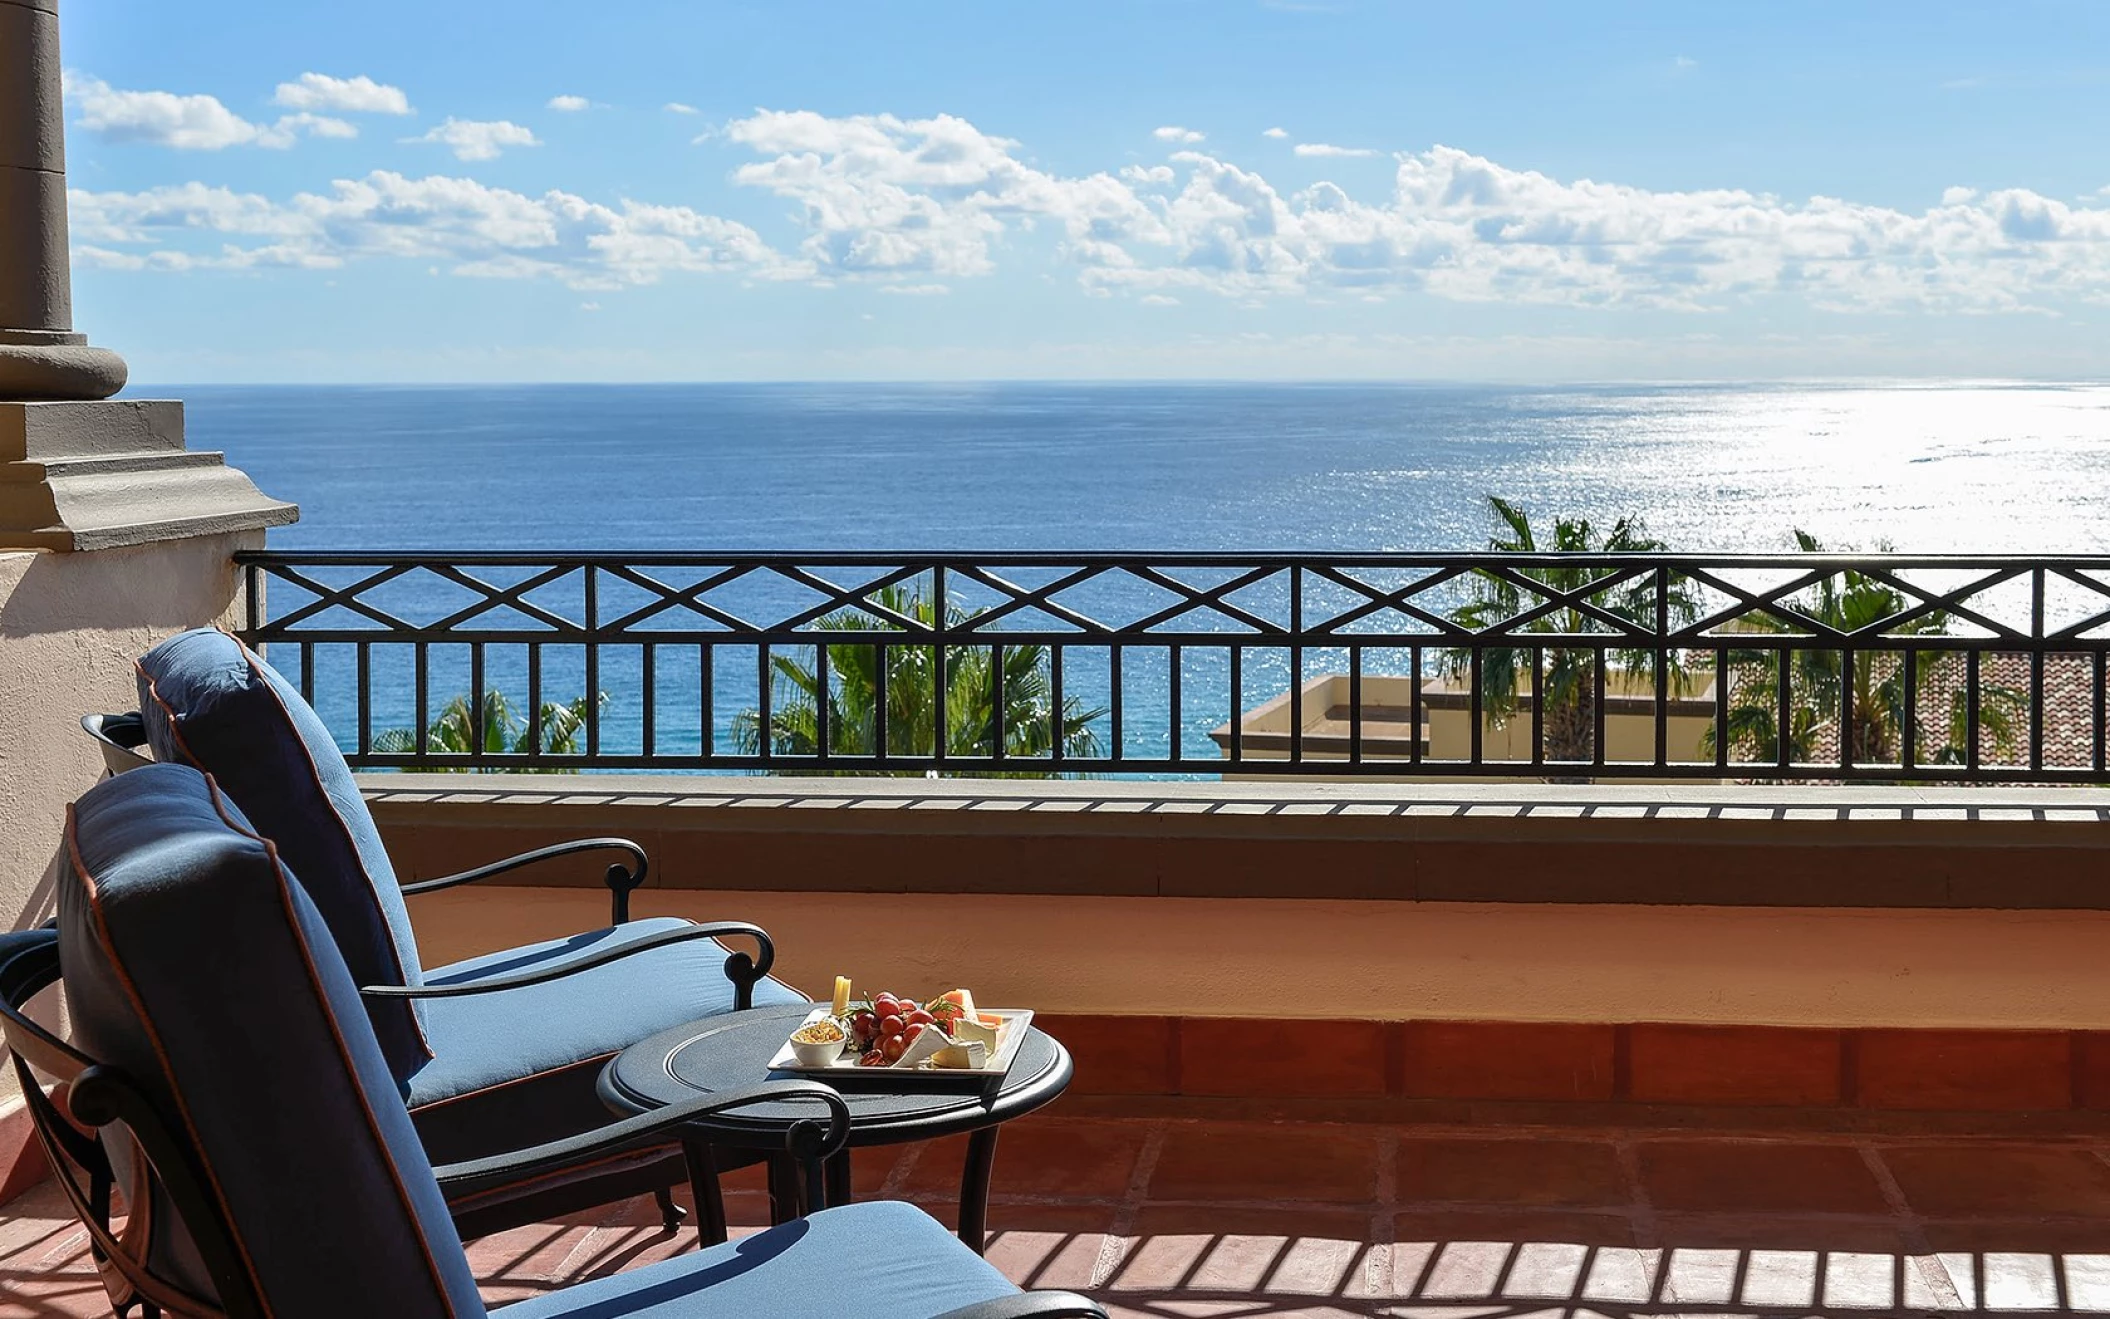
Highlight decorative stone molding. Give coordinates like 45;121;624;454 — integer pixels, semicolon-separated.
0;401;297;550
0;333;128;403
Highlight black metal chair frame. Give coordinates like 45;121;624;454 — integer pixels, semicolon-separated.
1;930;1101;1318
77;713;779;1238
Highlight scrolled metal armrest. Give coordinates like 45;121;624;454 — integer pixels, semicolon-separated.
360;920;776;1006
431;1079;850;1205
932;1294;1109;1319
398;836;648;924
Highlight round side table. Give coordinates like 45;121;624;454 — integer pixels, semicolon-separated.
600;1003;1073;1254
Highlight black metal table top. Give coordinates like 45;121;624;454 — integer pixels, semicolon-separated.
599;1004;1073;1147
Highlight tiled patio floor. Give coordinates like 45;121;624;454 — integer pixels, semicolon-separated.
8;1117;2110;1316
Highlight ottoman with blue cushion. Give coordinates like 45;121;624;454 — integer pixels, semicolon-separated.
21;762;1101;1318
131;626;808;1235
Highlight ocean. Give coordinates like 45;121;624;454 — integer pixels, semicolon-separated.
164;381;2110;764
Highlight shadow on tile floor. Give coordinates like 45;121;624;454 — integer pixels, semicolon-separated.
8;1117;2110;1317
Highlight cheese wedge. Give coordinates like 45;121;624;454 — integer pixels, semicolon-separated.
831;976;852;1017
893;1026;952;1069
950;1017;1000;1052
932;1040;988;1069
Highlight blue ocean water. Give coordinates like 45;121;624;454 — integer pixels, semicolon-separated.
174;380;2110;557
164;381;2110;765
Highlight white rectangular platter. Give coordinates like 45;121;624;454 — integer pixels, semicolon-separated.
768;1006;1034;1082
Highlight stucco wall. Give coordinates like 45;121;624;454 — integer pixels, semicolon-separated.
0;530;256;1135
405;885;2110;1033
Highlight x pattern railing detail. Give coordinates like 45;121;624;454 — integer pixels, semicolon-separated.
236;551;2110;782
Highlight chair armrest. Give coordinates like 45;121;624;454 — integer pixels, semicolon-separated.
430;1079;849;1205
80;712;153;776
0;930;81;1081
360;920;778;1010
932;1294;1108;1319
399;837;648;924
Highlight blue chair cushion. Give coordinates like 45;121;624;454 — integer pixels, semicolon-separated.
58;763;486;1317
134;627;431;1082
406;918;804;1165
495;1202;1019;1318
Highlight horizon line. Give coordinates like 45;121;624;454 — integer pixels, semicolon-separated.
121;375;2110;391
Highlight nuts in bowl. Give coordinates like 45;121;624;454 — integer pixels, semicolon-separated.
788;1019;847;1067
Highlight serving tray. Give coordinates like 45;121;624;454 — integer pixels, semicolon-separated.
767;1006;1034;1083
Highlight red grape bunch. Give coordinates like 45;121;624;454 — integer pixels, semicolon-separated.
848;991;943;1067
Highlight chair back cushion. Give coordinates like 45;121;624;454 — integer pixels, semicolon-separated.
135;627;431;1081
58;763;486;1318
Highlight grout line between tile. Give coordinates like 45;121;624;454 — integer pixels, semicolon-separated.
1366;1127;1397;1299
1858;1141;1964;1312
1612;1136;1668;1306
1089;1119;1166;1289
879;1142;923;1199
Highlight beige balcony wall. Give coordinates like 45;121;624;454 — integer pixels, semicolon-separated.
0;530;256;1169
370;777;2110;1034
403;884;2110;1034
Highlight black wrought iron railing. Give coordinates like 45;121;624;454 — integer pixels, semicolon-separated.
235;551;2110;782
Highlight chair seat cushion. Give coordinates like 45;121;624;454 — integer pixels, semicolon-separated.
405;917;805;1165
494;1201;1018;1318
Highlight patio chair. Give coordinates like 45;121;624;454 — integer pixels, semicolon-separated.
0;763;1101;1318
116;626;810;1237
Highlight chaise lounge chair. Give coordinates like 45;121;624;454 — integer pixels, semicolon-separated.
0;763;1101;1318
117;626;810;1237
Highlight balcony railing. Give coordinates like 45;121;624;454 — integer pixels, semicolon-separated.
235;550;2110;782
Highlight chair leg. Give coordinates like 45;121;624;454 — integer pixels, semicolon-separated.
652;1185;687;1234
765;1152;806;1225
681;1139;729;1247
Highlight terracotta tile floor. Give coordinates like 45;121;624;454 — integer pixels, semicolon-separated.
8;1117;2110;1316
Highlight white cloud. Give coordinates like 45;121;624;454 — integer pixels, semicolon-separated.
65;73;359;150
1153;125;1206;144
714;112;2110;313
547;95;591;112
407;118;540;161
278;112;358;141
1294;142;1378;158
272;73;412;116
1672;55;1698;72
664;102;700;115
1262;127;1290;140
1141;293;1180;305
725;109;1162;279
72;108;2110;319
70;171;793;288
878;283;950;295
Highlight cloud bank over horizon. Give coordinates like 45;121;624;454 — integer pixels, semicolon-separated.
67;99;2110;323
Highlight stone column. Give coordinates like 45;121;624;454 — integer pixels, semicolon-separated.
0;0;125;400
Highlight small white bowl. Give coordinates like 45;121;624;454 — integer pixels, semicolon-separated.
789;1024;847;1067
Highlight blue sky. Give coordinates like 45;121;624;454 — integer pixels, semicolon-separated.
56;1;2110;382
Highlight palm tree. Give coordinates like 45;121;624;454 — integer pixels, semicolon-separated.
374;690;601;771
1439;495;1698;766
733;583;1104;773
1706;531;2025;767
